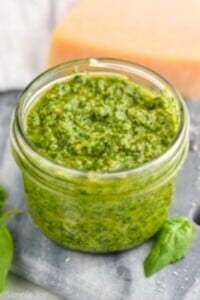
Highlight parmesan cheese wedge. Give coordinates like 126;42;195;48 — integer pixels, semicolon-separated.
47;0;200;99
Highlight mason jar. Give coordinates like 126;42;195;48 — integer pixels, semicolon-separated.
10;58;189;253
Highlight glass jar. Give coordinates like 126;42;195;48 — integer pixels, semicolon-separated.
10;58;189;253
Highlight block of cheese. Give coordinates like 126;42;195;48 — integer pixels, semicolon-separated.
47;0;200;99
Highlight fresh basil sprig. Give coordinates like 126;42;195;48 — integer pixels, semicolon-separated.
0;223;14;292
0;186;7;215
144;216;195;277
0;185;22;293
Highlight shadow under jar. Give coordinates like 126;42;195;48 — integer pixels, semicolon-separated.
10;58;189;253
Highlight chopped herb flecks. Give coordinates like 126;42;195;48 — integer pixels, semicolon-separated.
25;73;179;172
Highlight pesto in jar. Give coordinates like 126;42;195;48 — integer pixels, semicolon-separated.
21;72;182;252
25;74;179;172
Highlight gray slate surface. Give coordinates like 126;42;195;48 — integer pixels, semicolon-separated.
1;91;200;300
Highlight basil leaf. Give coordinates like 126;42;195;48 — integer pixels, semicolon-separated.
0;185;23;293
0;186;7;215
0;223;13;293
144;216;195;277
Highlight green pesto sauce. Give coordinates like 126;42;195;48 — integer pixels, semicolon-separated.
22;73;181;252
25;74;179;172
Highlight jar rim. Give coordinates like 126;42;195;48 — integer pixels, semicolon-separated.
14;57;189;180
